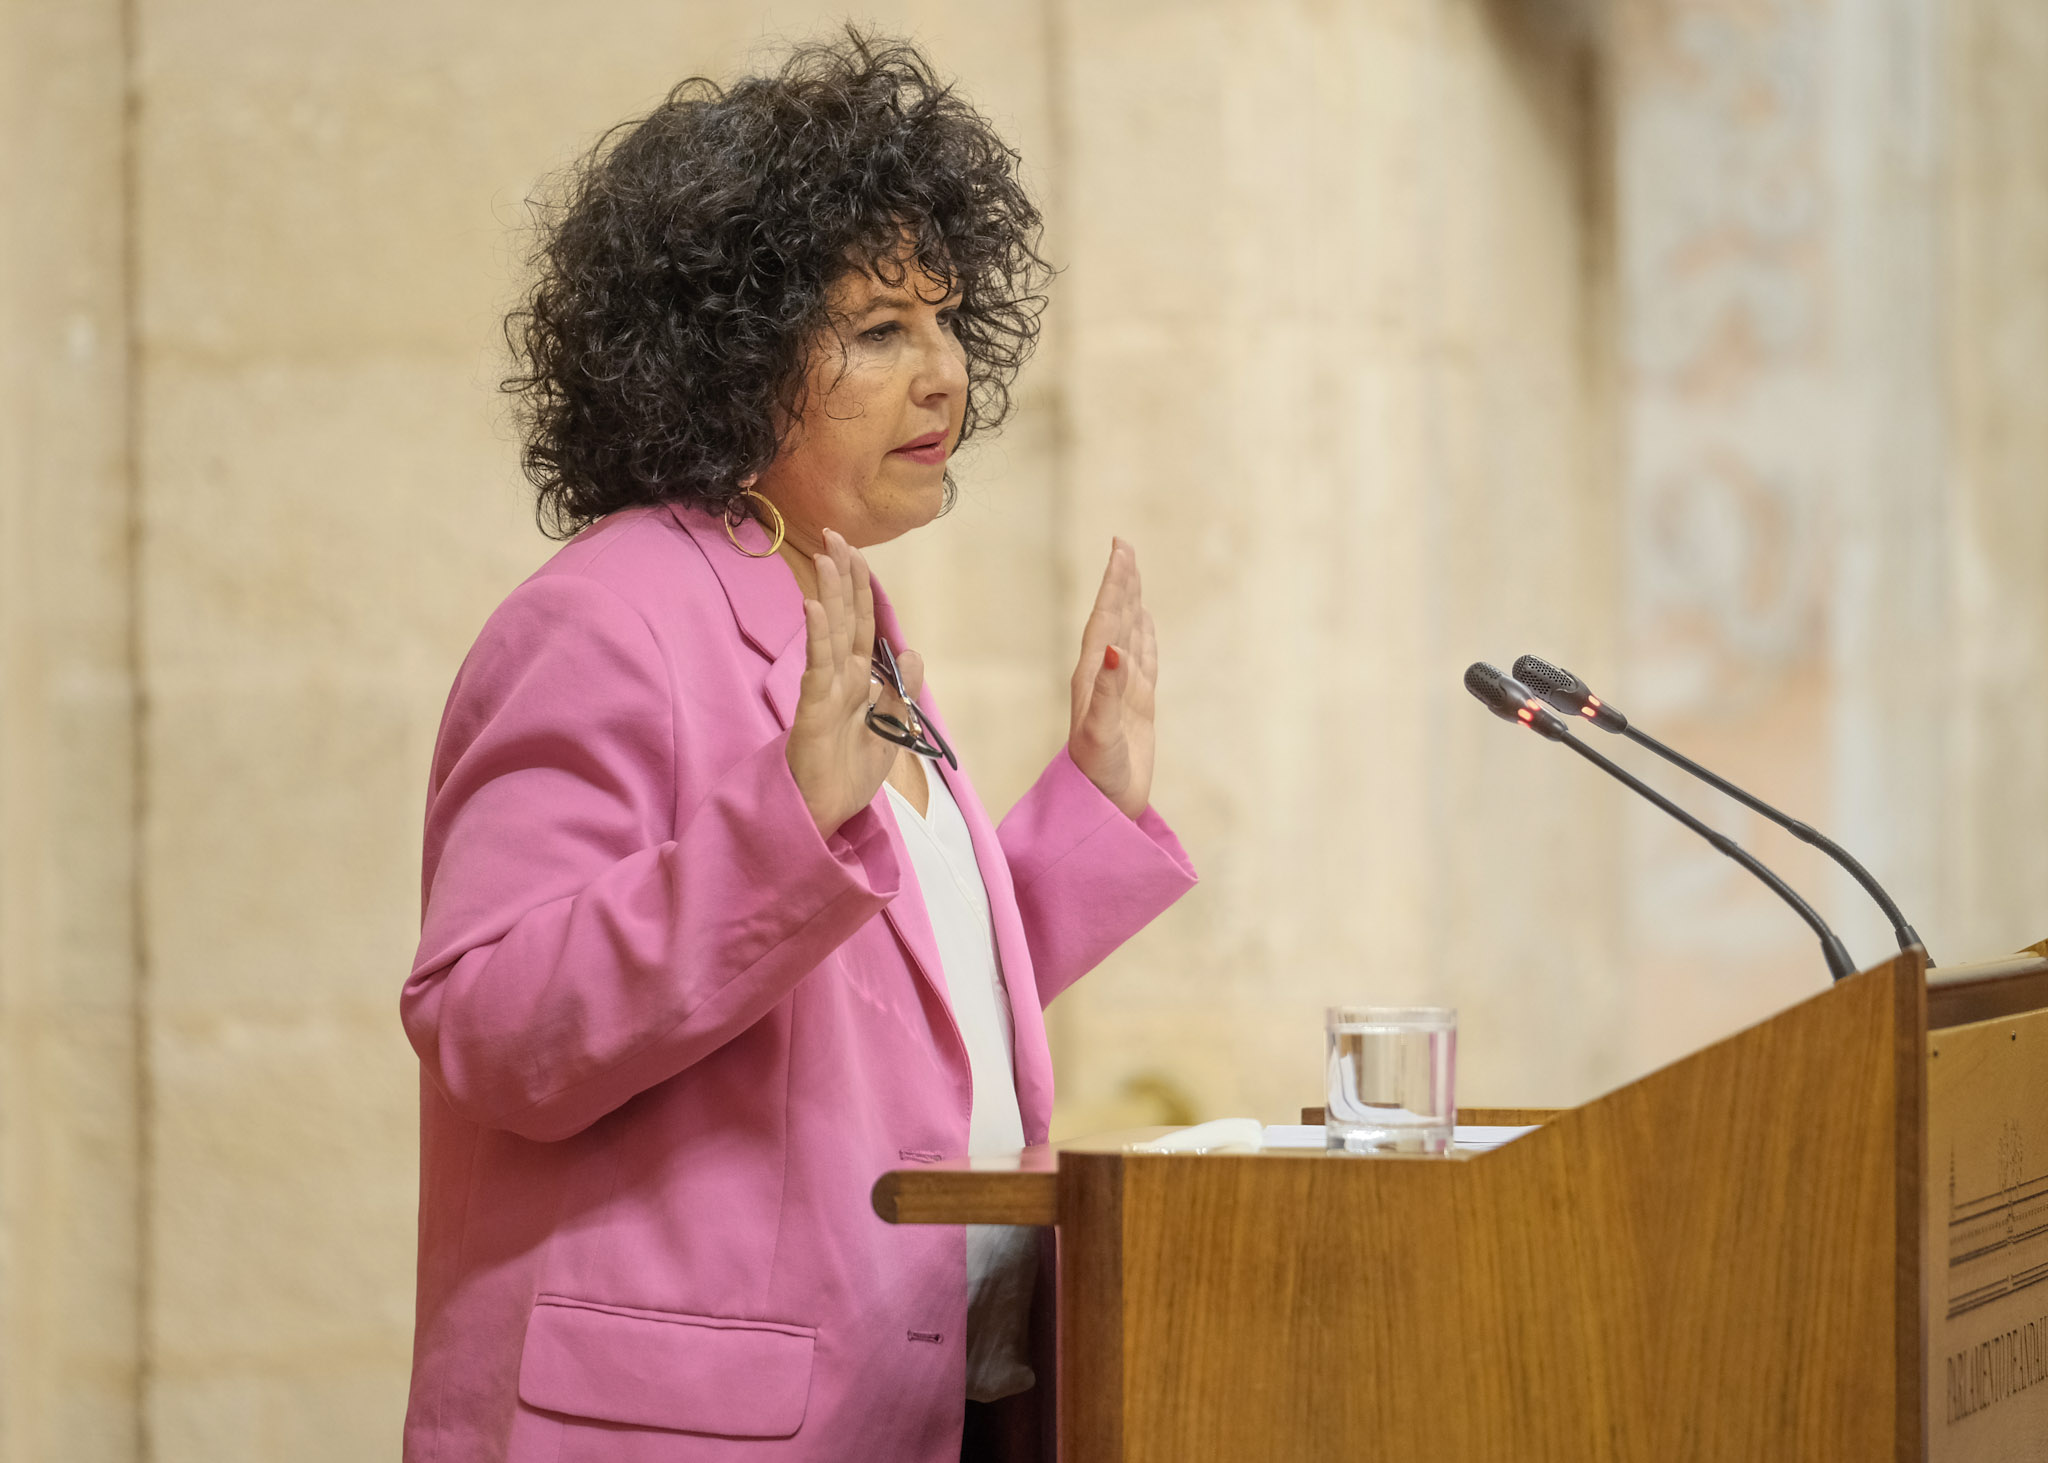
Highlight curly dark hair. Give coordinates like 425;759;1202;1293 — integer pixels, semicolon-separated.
502;29;1053;538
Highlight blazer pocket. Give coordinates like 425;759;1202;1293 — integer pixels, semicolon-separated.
518;1294;817;1438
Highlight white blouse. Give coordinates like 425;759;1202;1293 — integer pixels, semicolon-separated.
883;762;1037;1403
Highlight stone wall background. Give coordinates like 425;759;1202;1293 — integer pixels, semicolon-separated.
3;1;2043;1458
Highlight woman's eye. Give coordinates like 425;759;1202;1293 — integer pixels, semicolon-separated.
861;322;899;342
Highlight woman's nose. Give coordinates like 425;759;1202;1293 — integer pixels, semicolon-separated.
913;325;969;401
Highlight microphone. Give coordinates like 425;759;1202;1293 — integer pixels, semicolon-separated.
1512;654;1928;963
1465;663;1858;983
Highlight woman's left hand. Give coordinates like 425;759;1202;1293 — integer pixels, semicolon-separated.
1068;539;1156;820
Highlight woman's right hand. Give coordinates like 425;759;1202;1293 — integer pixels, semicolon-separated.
786;530;923;838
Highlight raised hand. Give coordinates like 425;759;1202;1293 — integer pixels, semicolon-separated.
786;530;924;838
1069;538;1157;820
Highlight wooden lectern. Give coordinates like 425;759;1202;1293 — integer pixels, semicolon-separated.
874;943;2048;1461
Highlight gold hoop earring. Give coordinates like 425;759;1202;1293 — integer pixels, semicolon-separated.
724;489;786;558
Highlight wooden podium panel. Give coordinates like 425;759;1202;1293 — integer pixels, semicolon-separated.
1925;940;2048;1461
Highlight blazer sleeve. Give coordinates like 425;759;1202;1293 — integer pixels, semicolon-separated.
997;747;1197;1005
401;573;901;1142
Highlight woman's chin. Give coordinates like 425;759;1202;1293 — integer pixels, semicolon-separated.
860;476;948;544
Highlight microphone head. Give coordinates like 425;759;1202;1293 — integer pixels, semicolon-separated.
1463;662;1525;720
1512;654;1628;732
1463;663;1568;740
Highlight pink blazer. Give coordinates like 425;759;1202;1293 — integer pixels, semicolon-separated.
400;505;1196;1461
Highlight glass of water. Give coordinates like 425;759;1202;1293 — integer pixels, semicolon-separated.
1325;1006;1456;1155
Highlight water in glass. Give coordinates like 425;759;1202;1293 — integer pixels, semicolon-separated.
1325;1006;1456;1155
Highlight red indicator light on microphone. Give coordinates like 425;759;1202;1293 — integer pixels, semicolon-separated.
1517;708;1533;724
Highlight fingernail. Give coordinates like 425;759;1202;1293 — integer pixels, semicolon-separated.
1104;645;1121;670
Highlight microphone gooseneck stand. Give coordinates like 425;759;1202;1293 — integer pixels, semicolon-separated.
1511;653;1929;964
1465;663;1858;983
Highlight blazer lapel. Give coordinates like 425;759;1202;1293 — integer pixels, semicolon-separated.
668;504;807;727
870;581;1054;1138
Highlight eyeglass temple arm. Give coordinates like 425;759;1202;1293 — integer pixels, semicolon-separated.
870;641;957;769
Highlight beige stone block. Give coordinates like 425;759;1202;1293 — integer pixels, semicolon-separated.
138;0;1053;362
139;360;546;679
30;674;140;1005
151;1361;408;1463
146;1373;265;1463
143;677;431;1013
2;0;142;1458
0;1012;143;1460
1050;979;1252;1136
137;1;729;360
148;1007;415;1368
257;1364;411;1463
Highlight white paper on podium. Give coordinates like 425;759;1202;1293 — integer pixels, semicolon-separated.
1258;1125;1329;1148
1126;1118;1266;1153
1449;1125;1540;1150
1258;1123;1538;1151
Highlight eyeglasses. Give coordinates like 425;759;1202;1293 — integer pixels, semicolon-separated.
867;640;957;770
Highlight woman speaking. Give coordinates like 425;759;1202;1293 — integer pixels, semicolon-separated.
399;33;1196;1462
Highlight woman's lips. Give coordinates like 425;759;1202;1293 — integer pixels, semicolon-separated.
889;433;948;466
